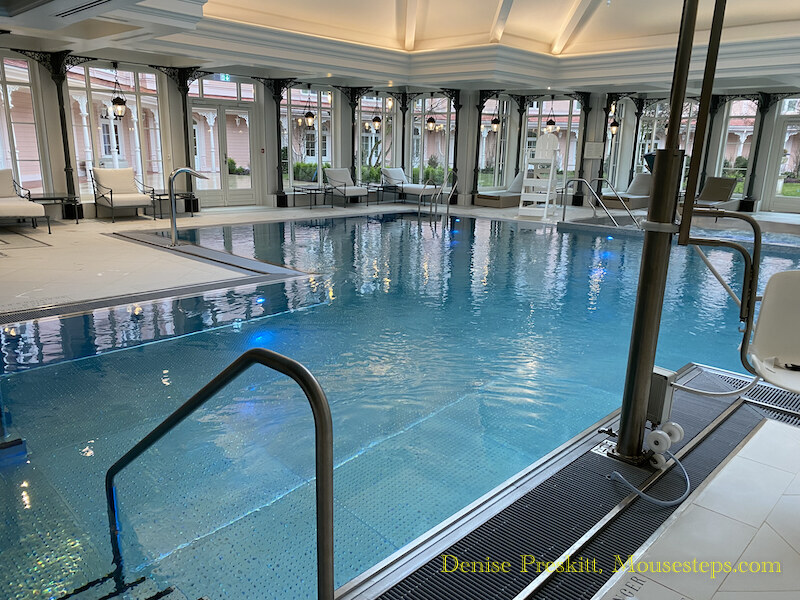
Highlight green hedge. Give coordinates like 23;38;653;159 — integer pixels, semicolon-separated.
293;161;331;182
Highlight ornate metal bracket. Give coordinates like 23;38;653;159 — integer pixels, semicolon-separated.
333;86;373;109
440;88;462;112
12;49;94;84
252;77;297;104
388;89;421;115
149;66;212;94
477;89;503;112
566;91;592;113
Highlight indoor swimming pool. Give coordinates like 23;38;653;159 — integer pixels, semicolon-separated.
2;213;799;599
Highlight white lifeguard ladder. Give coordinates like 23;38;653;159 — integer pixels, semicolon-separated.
518;133;560;220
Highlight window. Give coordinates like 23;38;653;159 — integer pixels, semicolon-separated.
0;58;44;192
357;95;394;183
718;99;758;198
101;122;121;156
305;131;316;157
190;76;255;102
410;95;455;185
68;64;164;195
280;87;334;187
522;98;581;190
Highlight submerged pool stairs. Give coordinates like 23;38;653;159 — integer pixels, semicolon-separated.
54;362;800;600
63;573;201;600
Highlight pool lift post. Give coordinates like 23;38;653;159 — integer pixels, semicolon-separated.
167;167;207;247
613;0;728;463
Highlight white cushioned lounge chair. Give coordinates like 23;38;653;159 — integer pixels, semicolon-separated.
381;167;440;203
475;172;523;208
0;168;49;233
602;172;652;209
324;168;368;206
694;176;737;209
91;167;154;222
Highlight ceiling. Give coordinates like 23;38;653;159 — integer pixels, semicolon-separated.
2;0;800;93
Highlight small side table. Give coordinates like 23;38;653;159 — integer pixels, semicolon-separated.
29;193;81;224
293;185;328;209
151;190;198;218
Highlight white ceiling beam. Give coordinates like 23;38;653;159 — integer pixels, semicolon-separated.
400;0;418;51
489;0;515;44
551;0;601;56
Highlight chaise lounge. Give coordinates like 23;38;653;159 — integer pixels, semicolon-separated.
602;172;652;209
474;172;523;208
0;169;50;233
324;168;369;206
381;167;440;204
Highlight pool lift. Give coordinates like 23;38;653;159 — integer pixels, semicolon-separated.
608;0;800;507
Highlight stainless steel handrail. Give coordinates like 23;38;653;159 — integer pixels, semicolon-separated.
561;178;619;227
688;208;762;375
104;348;334;600
590;178;642;229
428;171;458;218
168;167;207;247
417;178;440;217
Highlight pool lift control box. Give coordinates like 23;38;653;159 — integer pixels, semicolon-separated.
647;366;677;427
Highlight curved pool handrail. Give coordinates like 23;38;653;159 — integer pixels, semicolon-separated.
104;348;334;600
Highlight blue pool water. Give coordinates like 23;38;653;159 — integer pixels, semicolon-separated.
1;214;799;599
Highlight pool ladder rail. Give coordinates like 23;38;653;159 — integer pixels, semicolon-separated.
559;177;642;229
418;171;458;218
97;348;334;600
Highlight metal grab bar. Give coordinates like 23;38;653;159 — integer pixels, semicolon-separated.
104;348;334;600
560;178;619;227
416;178;439;217
687;208;762;375
589;178;642;229
428;171;458;218
168;167;207;247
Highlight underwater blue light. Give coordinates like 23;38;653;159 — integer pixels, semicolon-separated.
607;236;614;240
249;331;275;346
454;218;460;222
451;230;460;234
256;297;266;304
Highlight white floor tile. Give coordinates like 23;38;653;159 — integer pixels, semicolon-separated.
637;505;757;600
718;524;800;592
712;593;800;599
736;421;800;474
597;573;695;600
785;473;800;495
694;456;793;527
765;494;800;555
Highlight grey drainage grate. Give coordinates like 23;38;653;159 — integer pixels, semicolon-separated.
376;379;764;600
717;374;800;426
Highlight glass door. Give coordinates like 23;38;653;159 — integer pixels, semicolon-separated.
191;105;254;207
767;118;800;212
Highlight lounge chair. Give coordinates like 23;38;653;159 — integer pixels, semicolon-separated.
91;167;154;222
475;172;523;208
324;168;368;206
0;169;50;233
749;270;800;394
602;172;652;209
694;176;737;209
381;167;440;203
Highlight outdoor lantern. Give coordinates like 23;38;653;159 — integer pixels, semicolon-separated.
304;110;315;127
426;116;436;131
609;118;620;136
491;116;500;132
545;95;557;133
372;115;382;130
110;63;127;119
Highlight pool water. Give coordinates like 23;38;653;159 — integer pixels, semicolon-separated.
1;214;798;599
